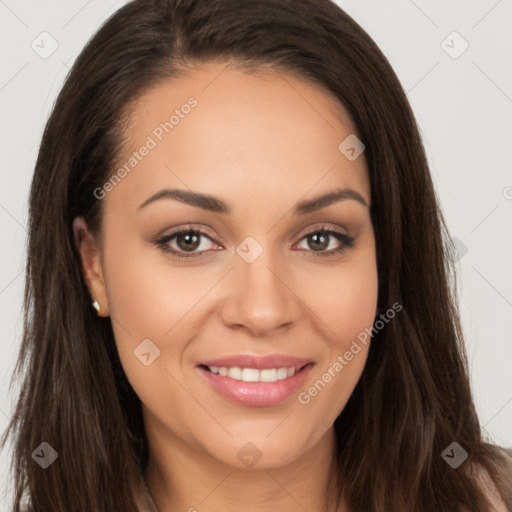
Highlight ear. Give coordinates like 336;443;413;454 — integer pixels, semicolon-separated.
72;217;110;317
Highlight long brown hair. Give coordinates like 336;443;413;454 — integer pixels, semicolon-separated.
2;0;511;510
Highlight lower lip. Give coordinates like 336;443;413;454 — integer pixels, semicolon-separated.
198;364;314;407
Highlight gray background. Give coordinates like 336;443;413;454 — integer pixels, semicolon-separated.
1;0;511;507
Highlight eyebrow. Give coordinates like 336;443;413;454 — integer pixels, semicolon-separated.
138;187;369;214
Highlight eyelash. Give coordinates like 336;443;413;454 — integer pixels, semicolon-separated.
154;225;356;261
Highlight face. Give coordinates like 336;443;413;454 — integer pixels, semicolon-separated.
74;61;378;470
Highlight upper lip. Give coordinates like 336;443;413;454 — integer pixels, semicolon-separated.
198;354;313;371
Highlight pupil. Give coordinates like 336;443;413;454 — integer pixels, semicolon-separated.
178;232;200;251
310;232;328;251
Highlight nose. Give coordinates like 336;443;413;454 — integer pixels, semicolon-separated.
219;251;302;337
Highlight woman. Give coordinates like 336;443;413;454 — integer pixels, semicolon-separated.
2;0;511;511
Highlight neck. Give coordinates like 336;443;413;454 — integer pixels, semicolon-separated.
144;419;343;512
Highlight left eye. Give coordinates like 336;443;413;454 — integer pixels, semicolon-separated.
296;230;345;252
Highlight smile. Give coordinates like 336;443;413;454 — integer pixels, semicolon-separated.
197;355;314;407
204;365;297;382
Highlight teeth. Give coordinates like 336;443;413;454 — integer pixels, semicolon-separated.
277;367;288;380
228;367;242;380
241;368;260;382
207;365;297;382
260;369;277;382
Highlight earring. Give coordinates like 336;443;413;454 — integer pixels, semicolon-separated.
92;300;101;313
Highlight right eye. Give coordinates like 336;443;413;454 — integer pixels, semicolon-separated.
155;227;222;260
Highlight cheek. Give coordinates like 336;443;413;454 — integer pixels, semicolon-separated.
100;230;208;390
102;227;214;338
294;234;378;349
294;241;378;422
316;271;378;342
102;242;203;436
328;269;378;348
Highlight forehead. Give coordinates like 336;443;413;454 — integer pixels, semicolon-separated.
106;61;370;214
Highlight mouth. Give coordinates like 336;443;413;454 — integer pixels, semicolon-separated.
196;355;314;407
198;362;311;382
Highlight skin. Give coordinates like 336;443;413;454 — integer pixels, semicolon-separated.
73;61;378;512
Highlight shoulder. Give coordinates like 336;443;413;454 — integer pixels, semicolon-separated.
474;463;508;512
